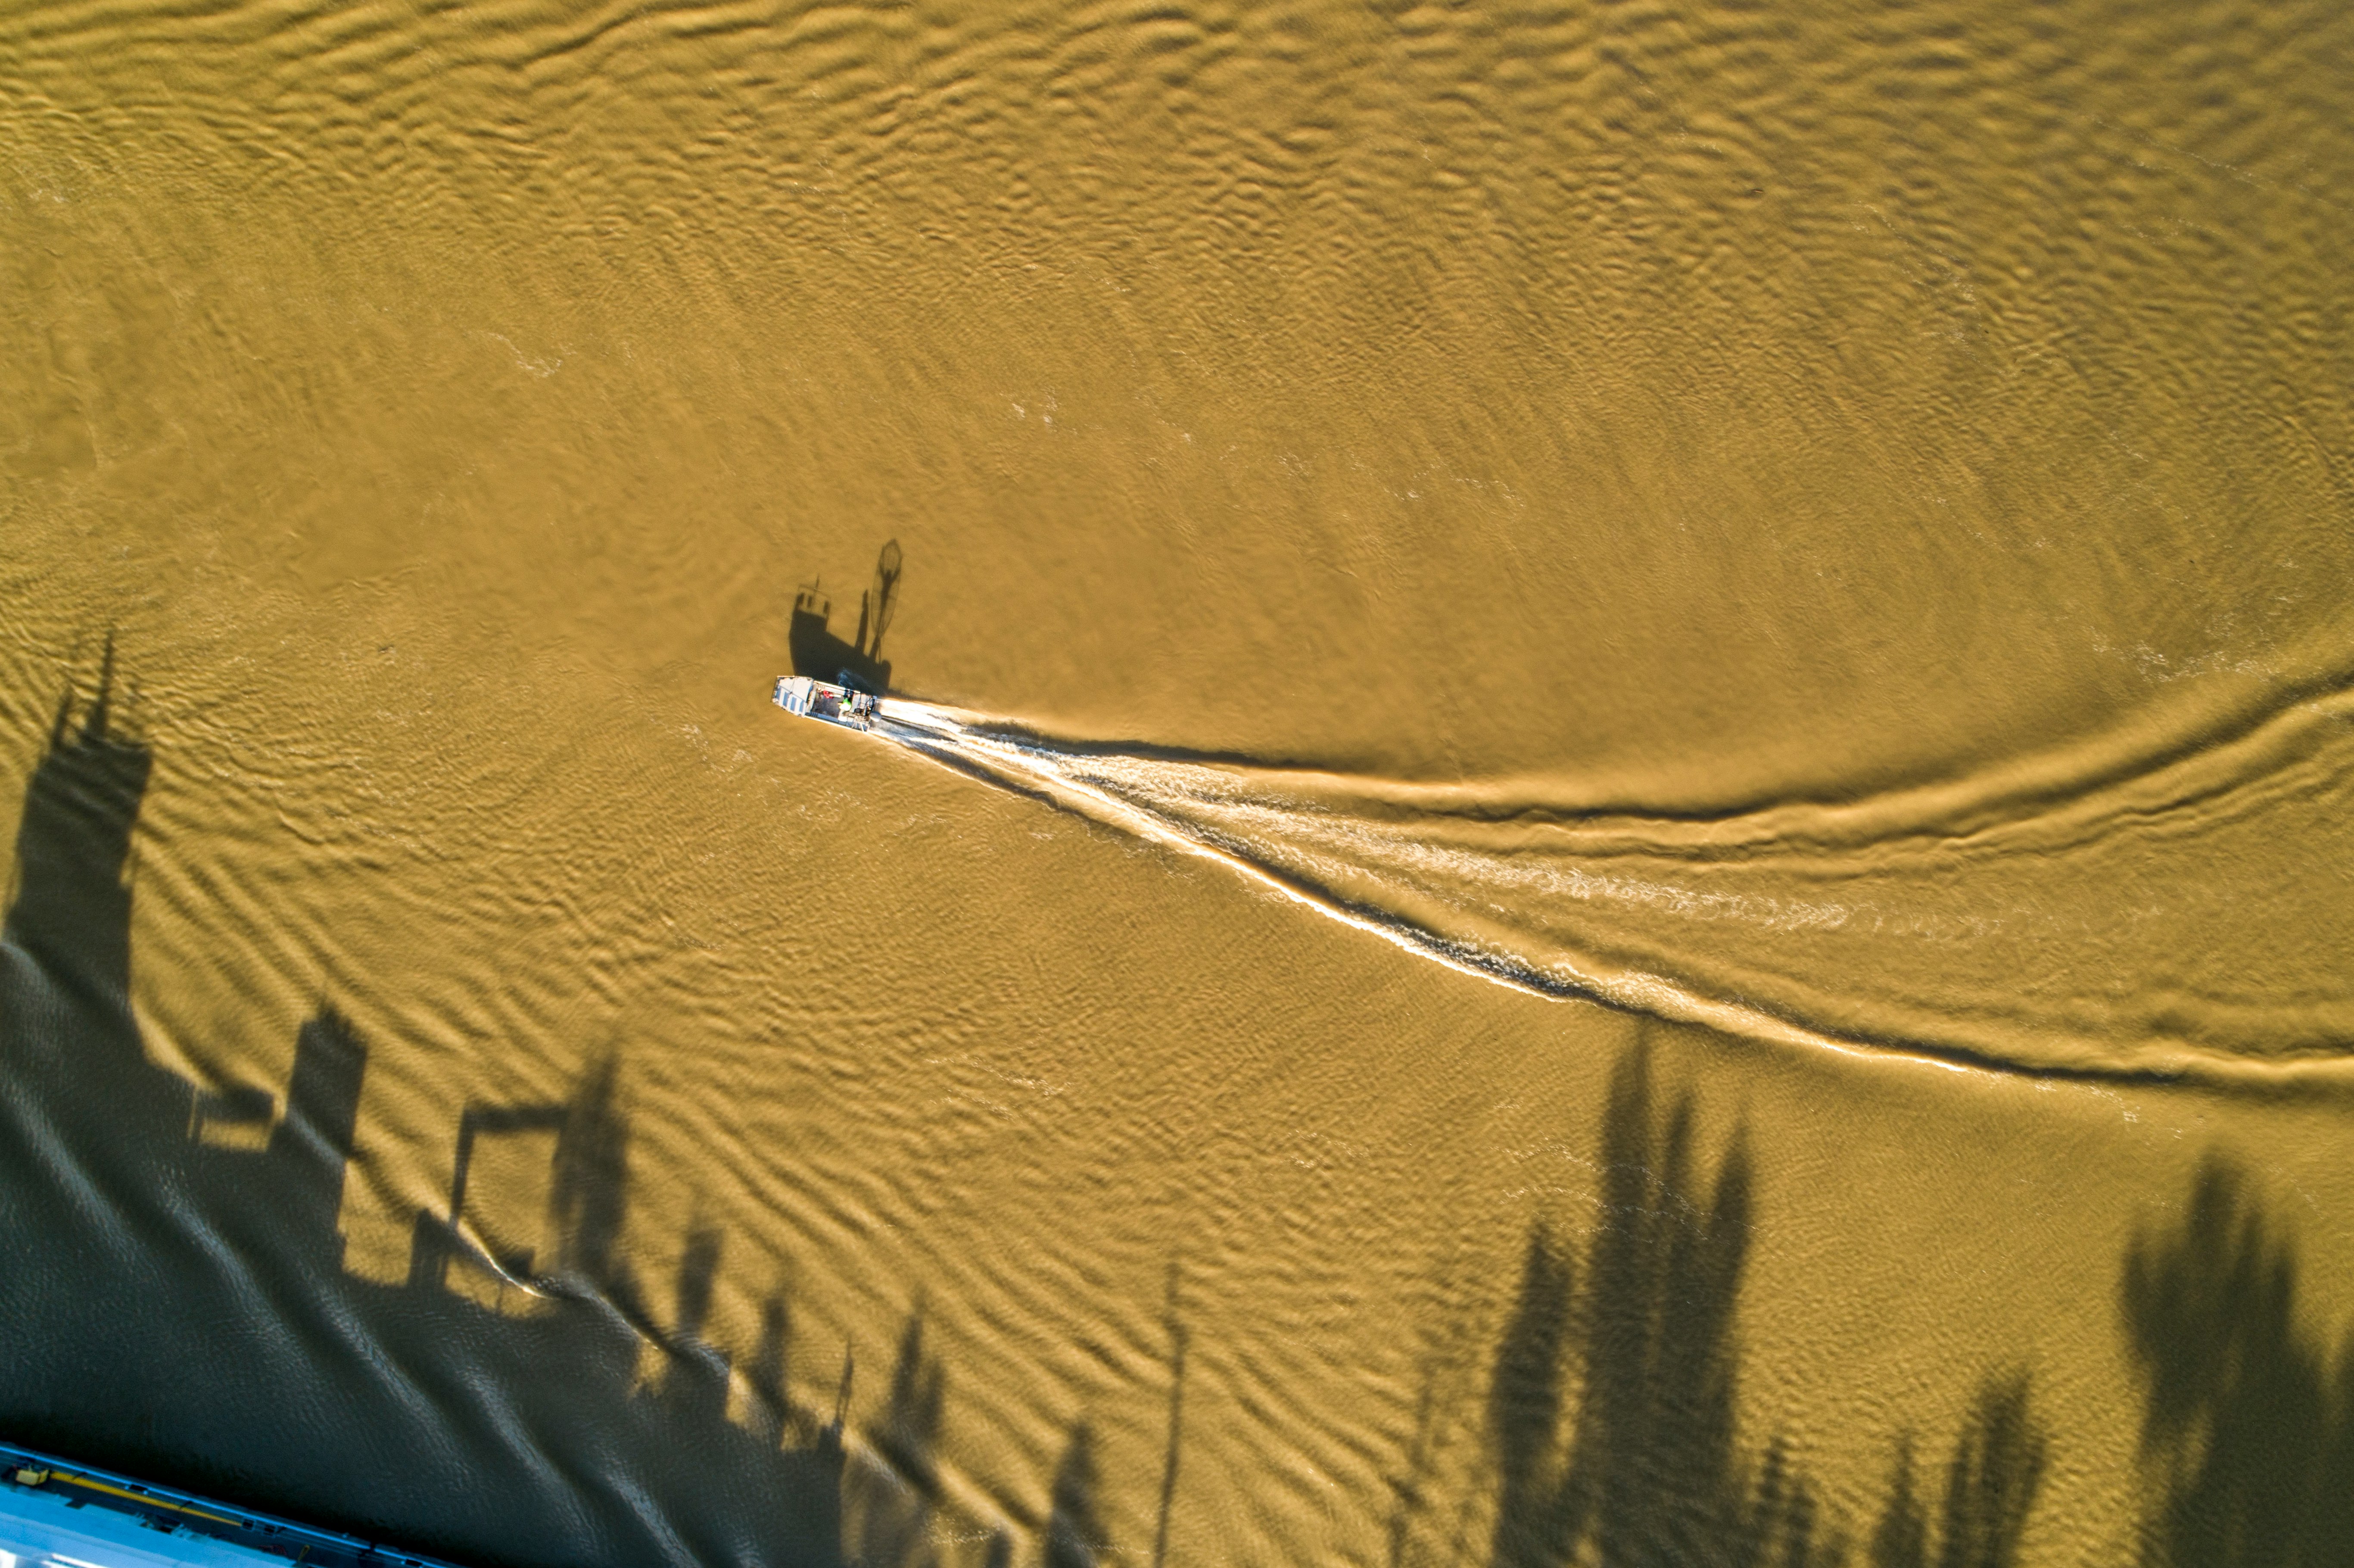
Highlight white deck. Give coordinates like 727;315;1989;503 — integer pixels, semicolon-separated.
773;675;880;731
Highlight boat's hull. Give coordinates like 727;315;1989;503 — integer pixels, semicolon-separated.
773;675;879;731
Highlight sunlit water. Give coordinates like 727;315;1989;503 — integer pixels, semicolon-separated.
3;0;2352;1564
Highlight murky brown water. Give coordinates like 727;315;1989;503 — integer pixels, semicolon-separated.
4;1;2352;1564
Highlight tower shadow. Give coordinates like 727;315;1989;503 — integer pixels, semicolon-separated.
2;638;148;1048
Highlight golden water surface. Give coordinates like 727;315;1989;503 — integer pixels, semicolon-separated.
3;0;2351;1564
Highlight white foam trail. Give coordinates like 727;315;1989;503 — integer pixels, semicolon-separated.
874;700;1974;1077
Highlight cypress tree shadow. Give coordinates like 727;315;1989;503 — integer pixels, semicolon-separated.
1485;1220;1575;1568
1868;1374;2049;1568
2120;1155;2354;1568
748;1288;802;1450
660;1220;731;1430
1453;1037;2049;1568
1476;1041;1839;1568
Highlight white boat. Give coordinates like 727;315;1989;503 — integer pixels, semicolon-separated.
773;674;880;731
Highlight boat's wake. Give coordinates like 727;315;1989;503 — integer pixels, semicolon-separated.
874;697;2354;1087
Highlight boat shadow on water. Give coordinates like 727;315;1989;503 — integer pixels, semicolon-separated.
789;541;903;697
0;647;2347;1568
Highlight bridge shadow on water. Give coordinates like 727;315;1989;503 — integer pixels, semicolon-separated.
0;653;1144;1568
0;664;854;1565
1;651;2347;1566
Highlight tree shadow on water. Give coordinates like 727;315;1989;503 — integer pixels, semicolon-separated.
1477;1042;1828;1568
1415;1039;2054;1568
1868;1375;2048;1568
1033;1421;1106;1568
2119;1155;2354;1568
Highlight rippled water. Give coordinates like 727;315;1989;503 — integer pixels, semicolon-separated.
3;0;2351;1564
883;692;2354;1077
